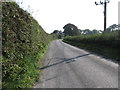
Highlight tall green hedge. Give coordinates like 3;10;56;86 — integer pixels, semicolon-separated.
2;2;53;88
63;31;119;61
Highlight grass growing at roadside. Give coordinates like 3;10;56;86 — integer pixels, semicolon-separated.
63;31;119;62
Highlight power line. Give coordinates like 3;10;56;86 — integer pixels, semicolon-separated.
95;0;110;32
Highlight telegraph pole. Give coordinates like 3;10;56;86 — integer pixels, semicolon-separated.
95;0;110;32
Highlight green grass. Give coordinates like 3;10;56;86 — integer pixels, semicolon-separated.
63;31;119;62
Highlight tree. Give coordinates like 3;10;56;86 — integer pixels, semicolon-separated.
107;24;118;32
82;29;92;35
80;29;101;35
63;23;80;36
51;30;59;34
92;29;100;34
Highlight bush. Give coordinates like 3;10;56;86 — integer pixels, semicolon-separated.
2;2;54;88
63;31;119;61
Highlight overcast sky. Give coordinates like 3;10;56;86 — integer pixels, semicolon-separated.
14;0;119;33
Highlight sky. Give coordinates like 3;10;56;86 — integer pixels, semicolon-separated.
14;0;119;34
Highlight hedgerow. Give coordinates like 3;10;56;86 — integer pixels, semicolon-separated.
2;2;54;88
63;31;119;61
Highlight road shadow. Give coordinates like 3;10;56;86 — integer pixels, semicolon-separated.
39;53;91;70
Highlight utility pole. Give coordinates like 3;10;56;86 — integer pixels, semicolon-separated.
95;0;110;32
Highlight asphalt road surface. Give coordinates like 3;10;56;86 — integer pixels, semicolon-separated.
34;40;118;88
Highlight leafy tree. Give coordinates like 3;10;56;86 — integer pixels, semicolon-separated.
92;29;100;34
63;23;79;36
80;29;102;35
51;30;59;34
107;24;118;32
82;29;92;35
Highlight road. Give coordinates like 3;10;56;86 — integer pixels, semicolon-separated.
34;40;118;88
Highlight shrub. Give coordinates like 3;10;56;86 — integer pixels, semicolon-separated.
2;2;54;88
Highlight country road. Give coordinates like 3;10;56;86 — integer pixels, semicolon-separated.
34;40;118;88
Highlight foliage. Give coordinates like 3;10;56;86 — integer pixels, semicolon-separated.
80;29;102;35
63;31;119;61
51;30;59;34
2;2;54;88
63;23;80;36
51;30;64;39
62;23;119;36
106;24;118;32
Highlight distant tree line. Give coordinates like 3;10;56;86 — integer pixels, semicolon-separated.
51;30;64;39
106;24;119;32
51;23;119;37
